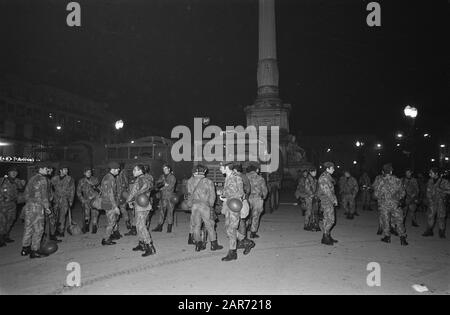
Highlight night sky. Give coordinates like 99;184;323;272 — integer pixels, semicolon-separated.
1;0;448;138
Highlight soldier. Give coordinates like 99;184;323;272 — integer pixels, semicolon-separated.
302;166;319;231
295;170;308;216
126;164;156;256
246;163;268;238
234;164;255;254
373;163;408;246
111;163;130;240
100;161;121;245
152;164;177;233
417;173;427;212
186;165;223;252
372;173;384;235
52;165;75;238
338;170;359;219
402;169;420;227
0;167;26;246
76;167;100;234
317;162;338;245
422;167;450;238
219;162;245;261
359;172;372;211
21;162;52;258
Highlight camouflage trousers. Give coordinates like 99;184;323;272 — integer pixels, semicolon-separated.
403;199;418;223
360;190;371;209
248;197;264;233
135;210;152;244
54;197;70;234
303;197;313;228
113;203;129;232
191;202;216;242
0;202;17;236
341;194;356;214
104;210;118;239
158;197;174;225
320;201;335;234
380;203;405;237
223;208;241;250
427;198;447;231
22;203;45;251
81;201;99;226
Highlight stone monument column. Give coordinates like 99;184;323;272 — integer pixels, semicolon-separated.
245;0;291;136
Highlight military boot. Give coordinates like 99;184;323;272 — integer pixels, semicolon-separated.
149;242;156;254
210;240;223;251
439;229;446;239
329;234;338;243
142;243;154;257
30;250;48;259
91;224;98;234
236;239;245;249
195;241;206;252
101;238;116;246
152;224;163;232
125;226;137;236
221;249;237;261
125;220;132;230
54;230;64;238
304;223;312;231
422;228;434;237
243;239;255;255
400;236;408;246
250;232;260;238
167;224;173;233
21;246;31;256
111;230;121;240
132;241;144;251
381;235;391;243
187;233;195;245
321;234;333;246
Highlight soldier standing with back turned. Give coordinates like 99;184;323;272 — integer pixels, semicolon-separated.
317;162;338;245
374;163;408;246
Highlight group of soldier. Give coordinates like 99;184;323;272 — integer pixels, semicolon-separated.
0;158;270;262
295;161;450;246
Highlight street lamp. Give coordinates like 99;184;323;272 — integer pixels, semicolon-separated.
326;148;331;153
404;105;418;118
115;120;124;130
355;141;364;147
56;125;62;131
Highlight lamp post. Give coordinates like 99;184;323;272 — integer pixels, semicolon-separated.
404;106;418;170
114;120;124;143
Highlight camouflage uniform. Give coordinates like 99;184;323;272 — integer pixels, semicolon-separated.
246;171;268;233
303;174;318;228
157;173;177;225
317;171;337;234
221;172;244;250
372;174;384;230
0;176;25;238
402;177;419;223
22;174;50;251
426;177;450;231
359;173;372;210
338;175;359;215
115;169;130;229
237;172;251;240
99;173;119;239
295;175;307;214
51;175;75;234
373;174;406;237
187;175;217;243
127;174;153;245
76;176;100;227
